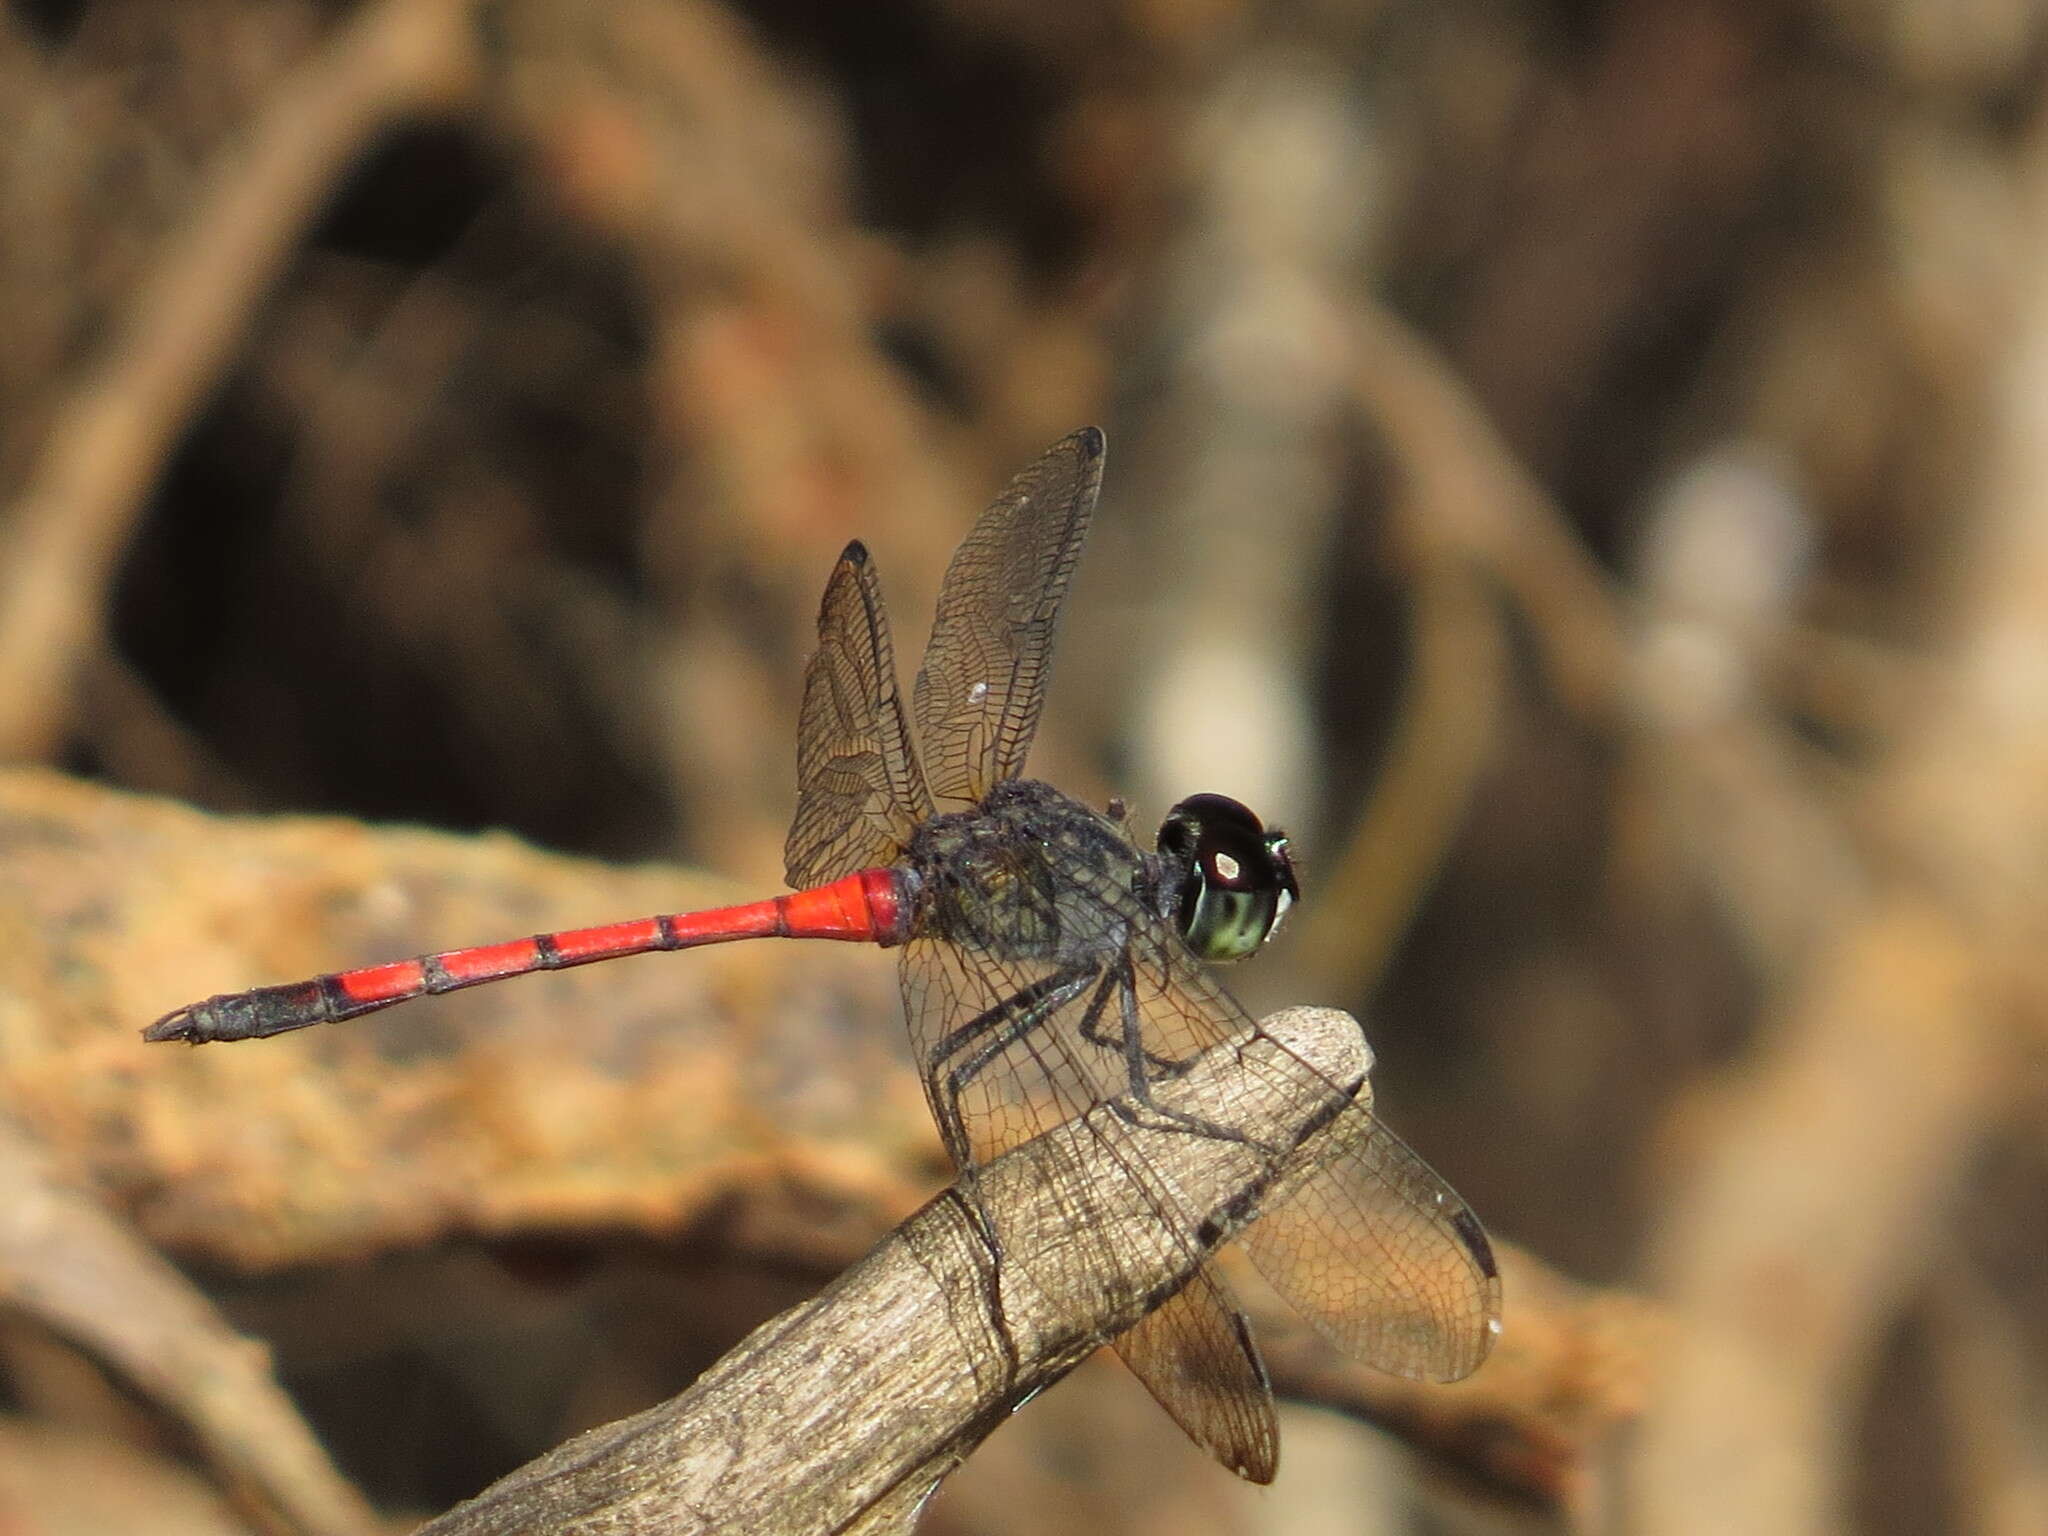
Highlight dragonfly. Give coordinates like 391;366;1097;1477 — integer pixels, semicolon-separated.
146;428;1501;1482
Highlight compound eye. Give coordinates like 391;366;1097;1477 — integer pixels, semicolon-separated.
1156;813;1195;858
1158;794;1296;962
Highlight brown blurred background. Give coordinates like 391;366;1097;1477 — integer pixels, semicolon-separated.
2;0;2045;1532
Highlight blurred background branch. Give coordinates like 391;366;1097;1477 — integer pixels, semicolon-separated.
0;0;480;759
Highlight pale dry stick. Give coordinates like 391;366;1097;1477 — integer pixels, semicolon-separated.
0;0;484;760
415;1007;1370;1536
0;1118;376;1536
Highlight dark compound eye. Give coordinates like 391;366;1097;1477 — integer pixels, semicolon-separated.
1156;813;1195;857
1156;793;1299;962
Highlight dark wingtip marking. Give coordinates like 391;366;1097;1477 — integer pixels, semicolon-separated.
840;539;870;564
1453;1206;1500;1279
1073;425;1105;458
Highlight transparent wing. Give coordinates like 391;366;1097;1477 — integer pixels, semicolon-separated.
1240;1104;1502;1382
913;428;1104;807
897;783;1499;1474
900;809;1500;1380
899;927;1282;1482
899;934;1121;1172
785;542;932;889
1113;1270;1279;1484
1165;960;1503;1384
898;819;1255;1173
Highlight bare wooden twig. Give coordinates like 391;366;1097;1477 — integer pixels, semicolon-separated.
414;1006;1370;1536
0;1117;375;1536
0;0;482;760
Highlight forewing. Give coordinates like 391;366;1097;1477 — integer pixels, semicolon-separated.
785;542;932;889
914;428;1104;806
1149;951;1503;1384
900;929;1284;1482
1240;1105;1502;1382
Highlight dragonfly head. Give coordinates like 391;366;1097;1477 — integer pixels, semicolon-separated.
1155;793;1298;962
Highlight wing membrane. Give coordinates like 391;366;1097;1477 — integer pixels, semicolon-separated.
901;928;1287;1482
901;836;1501;1392
914;428;1104;806
905;819;1499;1441
785;542;932;889
1113;1271;1279;1483
1163;959;1503;1383
1241;1106;1502;1382
900;936;1119;1171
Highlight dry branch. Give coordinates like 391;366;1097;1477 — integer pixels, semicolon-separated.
414;1006;1368;1536
0;1117;374;1536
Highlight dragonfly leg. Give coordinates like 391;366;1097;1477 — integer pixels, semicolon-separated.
1102;958;1267;1152
927;973;1102;1390
927;966;1093;1070
927;964;1098;1166
1078;988;1189;1076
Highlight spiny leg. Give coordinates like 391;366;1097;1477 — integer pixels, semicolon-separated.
927;964;1097;1169
1102;957;1264;1151
922;961;1103;1372
1079;978;1192;1077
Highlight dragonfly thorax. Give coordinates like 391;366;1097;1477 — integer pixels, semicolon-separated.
905;779;1151;965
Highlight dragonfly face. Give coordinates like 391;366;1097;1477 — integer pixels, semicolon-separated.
1155;793;1298;963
